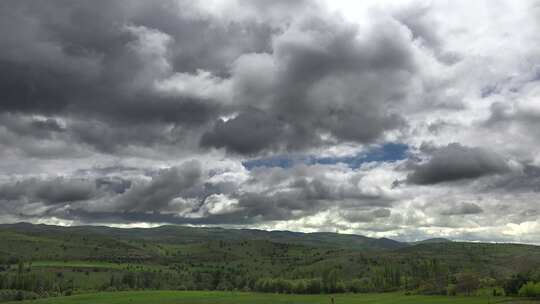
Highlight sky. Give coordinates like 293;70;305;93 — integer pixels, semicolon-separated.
1;0;540;243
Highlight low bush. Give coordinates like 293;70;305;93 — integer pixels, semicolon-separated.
518;281;540;298
0;289;39;302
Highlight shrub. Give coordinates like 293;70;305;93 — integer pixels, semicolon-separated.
306;278;322;294
455;272;480;295
492;287;505;297
504;273;529;295
518;281;540;298
348;278;373;293
0;289;39;302
446;284;457;296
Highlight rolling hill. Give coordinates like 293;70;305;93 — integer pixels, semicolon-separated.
0;222;539;300
0;222;407;256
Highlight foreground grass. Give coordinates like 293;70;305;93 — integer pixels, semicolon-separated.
7;291;536;304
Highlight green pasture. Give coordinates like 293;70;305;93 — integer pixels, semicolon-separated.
7;291;535;304
30;261;163;271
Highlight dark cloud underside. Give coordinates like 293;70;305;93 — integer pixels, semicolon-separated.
406;143;510;185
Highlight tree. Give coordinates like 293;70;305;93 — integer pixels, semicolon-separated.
455;272;480;295
504;273;529;295
306;278;322;294
348;277;373;293
15;290;24;301
322;269;338;293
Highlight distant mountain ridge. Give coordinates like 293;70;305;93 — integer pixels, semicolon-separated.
0;222;411;251
410;238;452;245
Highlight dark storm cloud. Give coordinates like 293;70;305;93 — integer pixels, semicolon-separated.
116;160;202;212
341;208;391;223
200;110;286;155
103;163;394;224
484;165;540;193
439;202;483;216
30;118;65;133
0;178;97;205
201;8;416;154
0;0;422;156
230;185;332;222
75;165;144;176
95;177;132;194
406;143;510;185
0;160;396;226
68;119;177;154
0;114;65;139
204;166;396;223
97;172;392;225
0;0;268;152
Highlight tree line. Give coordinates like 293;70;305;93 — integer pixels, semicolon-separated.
1;258;540;302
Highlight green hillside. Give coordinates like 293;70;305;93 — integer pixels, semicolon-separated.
0;223;405;253
0;223;539;302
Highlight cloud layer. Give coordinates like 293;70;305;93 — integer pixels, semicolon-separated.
1;0;540;243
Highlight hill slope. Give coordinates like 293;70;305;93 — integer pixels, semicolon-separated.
1;222;539;277
0;223;539;298
0;222;406;253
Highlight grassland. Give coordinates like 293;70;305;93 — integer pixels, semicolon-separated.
5;291;536;304
30;261;164;271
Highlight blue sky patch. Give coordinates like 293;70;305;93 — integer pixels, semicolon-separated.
242;143;409;170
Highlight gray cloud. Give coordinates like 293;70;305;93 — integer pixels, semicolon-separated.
201;8;415;154
1;0;540;244
341;208;391;223
394;4;461;65
485;101;540;134
406;143;510;185
0;1;258;153
95;177;132;194
439;202;483;216
484;165;540;193
208;166;395;224
0;0;419;156
0;178;97;205
0;161;396;226
201;110;285;155
116;160;202;212
0;114;65;139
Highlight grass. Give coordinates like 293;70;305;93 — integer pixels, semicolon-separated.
6;291;536;304
30;260;164;271
31;261;127;269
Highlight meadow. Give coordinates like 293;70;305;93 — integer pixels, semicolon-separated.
5;291;536;304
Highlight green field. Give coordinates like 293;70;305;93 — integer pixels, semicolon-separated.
30;261;164;271
5;291;536;304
